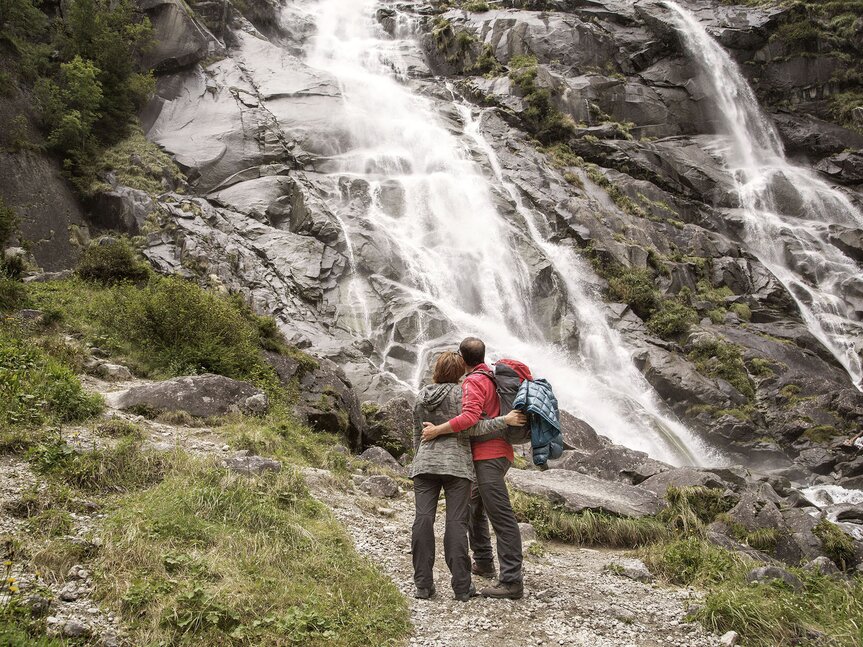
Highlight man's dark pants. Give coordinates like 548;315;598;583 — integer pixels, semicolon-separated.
469;457;523;583
412;473;472;595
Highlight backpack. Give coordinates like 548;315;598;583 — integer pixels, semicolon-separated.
474;359;532;445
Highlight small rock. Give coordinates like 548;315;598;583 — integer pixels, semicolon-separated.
244;392;269;414
98;363;133;381
612;558;653;583
58;582;79;602
63;619;91;638
720;630;740;646
223;454;282;475
359;475;399;498
804;556;841;576
376;507;396;517
746;566;803;592
359;446;402;471
519;522;537;542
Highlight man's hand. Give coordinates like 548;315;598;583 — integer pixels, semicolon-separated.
421;422;440;442
504;410;527;426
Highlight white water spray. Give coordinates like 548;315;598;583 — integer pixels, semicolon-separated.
664;1;863;391
303;0;721;464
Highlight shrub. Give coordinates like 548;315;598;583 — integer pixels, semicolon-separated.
658;486;735;534
0;277;26;312
76;239;151;285
508;54;575;143
606;268;660;319
0;197;19;245
813;519;857;571
688;338;755;401
0;326;104;429
97;276;273;382
647;299;698;339
643;537;746;586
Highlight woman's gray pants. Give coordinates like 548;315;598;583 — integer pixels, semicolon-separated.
411;473;472;595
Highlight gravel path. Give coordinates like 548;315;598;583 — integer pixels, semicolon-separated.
307;475;723;647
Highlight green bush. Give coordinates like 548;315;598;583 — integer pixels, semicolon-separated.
76;239;151;285
606;268;660;319
688;338;755;400
0;326;104;429
97;276;274;381
0;197;19;245
508;54;574;143
814;519;857;571
0;277;26;311
647;299;698;339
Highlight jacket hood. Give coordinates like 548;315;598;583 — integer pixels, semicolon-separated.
419;383;456;409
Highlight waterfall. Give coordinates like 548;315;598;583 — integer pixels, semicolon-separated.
303;0;720;465
664;1;863;391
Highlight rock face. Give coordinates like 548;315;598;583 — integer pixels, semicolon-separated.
362;397;415;457
116;0;863;480
506;468;665;517
107;374;268;417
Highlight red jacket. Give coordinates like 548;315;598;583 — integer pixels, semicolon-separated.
448;364;513;462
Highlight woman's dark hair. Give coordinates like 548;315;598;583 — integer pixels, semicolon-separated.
433;351;466;384
458;337;485;367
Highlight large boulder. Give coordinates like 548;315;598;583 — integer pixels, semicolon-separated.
559;410;605;453
550;445;670;485
362;397;415;458
107;374;268;417
140;0;214;73
815;151;863;185
294;358;366;450
506;469;664;518
639;468;734;498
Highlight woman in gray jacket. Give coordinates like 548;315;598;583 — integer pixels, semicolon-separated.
409;351;523;602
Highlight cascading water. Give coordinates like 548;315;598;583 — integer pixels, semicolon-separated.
664;1;863;391
304;0;720;465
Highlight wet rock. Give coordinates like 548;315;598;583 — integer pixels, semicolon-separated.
559;411;605;453
745;565;803;592
107;374;268;417
815;151;863;185
506;469;664;517
359;475;399;498
359;446;401;472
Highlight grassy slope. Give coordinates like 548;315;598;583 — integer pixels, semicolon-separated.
0;265;411;645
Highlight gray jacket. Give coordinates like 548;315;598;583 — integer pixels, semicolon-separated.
408;383;508;481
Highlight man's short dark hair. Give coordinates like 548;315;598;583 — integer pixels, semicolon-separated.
459;337;485;367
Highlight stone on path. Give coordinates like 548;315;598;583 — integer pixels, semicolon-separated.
359;475;399;498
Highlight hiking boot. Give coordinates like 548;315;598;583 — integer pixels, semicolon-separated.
414;586;436;599
453;585;478;603
471;561;496;578
480;580;523;600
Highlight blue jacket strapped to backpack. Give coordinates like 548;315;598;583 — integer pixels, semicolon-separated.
512;378;564;466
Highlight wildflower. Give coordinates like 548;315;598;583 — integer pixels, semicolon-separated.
3;561;10;567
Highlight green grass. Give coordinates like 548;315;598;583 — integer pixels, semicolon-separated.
688;338;755;401
95;459;411;646
26;275;291;388
647;299;698;339
510;490;671;547
814;519;857;571
0;324;104;431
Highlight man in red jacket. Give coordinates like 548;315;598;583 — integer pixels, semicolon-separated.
422;337;525;600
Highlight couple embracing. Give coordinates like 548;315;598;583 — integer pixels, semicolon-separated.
409;336;527;602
